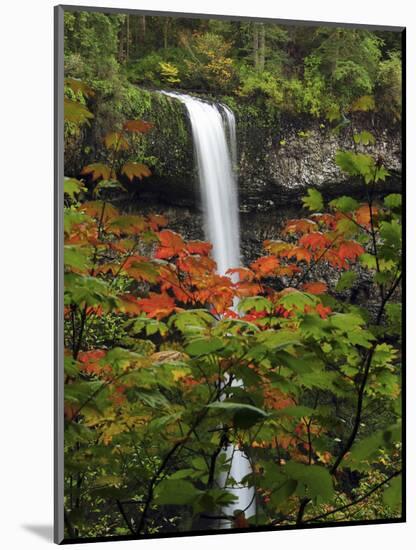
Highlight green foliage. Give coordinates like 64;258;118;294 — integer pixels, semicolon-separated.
383;475;402;510
237;66;283;115
376;52;402;122
62;22;402;540
335;151;389;183
336;271;358;291
330;195;359;212
302;189;323;211
207;401;269;428
285;462;334;504
353;130;376;146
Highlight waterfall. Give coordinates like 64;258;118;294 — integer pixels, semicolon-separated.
162;91;255;523
162;92;240;276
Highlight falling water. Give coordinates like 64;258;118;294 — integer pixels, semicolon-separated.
162;92;240;276
162;91;255;521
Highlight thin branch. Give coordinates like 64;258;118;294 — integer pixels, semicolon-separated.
296;498;310;525
330;344;375;475
116;500;136;535
304;469;402;523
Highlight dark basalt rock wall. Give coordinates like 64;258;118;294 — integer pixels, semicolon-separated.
237;116;401;211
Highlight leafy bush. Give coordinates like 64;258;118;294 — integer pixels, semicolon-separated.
376;52;402;122
181;32;237;92
237;66;284;115
126;52;164;86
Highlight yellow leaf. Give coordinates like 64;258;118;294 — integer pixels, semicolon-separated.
81;163;112;181
64;78;95;97
171;368;190;382
64;98;94;124
121;162;152;181
350;95;375;112
104;131;129;151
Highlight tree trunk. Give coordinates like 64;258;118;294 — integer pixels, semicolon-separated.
138;15;146;45
163;19;170;50
126;15;130;61
259;23;266;71
253;23;259;70
118;21;124;62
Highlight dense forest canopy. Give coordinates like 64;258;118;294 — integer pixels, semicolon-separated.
64;11;402;120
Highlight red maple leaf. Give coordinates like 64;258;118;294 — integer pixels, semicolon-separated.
302;281;328;294
186;240;212;256
287;247;312;264
337;240;365;262
155;230;185;259
316;303;332;319
138;292;177;319
299;231;332;251
147;214;168;231
250;255;280;277
284;218;318;234
355;204;378;227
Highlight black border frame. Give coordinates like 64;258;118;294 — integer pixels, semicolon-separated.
54;5;406;544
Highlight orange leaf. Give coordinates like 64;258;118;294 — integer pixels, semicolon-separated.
123;119;153;133
277;265;302;277
82;201;119;224
284;218;318;235
302;281;328;294
138;292;177;319
95;263;119;275
316;303;332;319
155;230;185;259
323;249;348;269
148;214;168;230
186;240;212;256
243;310;268;322
250;255;280;277
337;240;365;262
118;294;143;315
108;238;136;253
310;212;337;229
299;232;332;251
287;247;312;264
121;162;152;181
355;204;378;227
195;275;234;313
178;255;216;277
235;281;263;297
80;163;112;181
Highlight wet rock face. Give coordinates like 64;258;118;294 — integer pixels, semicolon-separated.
236;118;402;210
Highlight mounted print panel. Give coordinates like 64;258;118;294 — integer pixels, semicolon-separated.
54;5;405;544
